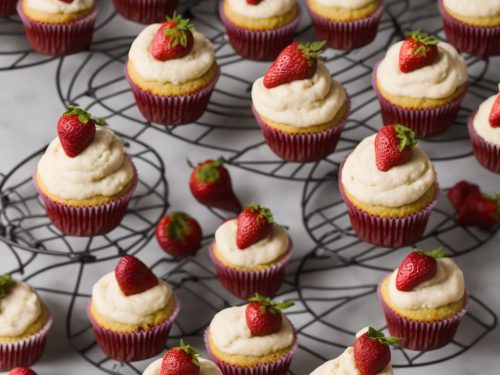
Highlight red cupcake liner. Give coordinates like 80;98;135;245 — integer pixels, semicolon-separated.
372;64;466;138
87;296;180;362
307;2;384;50
0;0;17;18
219;2;300;61
17;2;98;57
438;0;500;57
468;112;500;174
125;64;220;126
378;286;467;351
112;0;178;24
209;240;292;300
0;314;53;371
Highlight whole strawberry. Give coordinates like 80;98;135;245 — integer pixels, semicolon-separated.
446;180;480;210
458;192;500;227
489;94;500;128
160;339;200;375
115;255;159;296
399;30;439;73
396;248;445;291
57;106;107;158
263;41;327;89
375;124;417;171
245;294;294;336
236;203;274;249
353;328;399;375
156;212;202;258
9;368;37;375
151;13;195;61
189;159;242;213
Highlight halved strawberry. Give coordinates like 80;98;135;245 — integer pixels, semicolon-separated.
374;124;417;171
489;94;500;128
160;339;200;375
114;255;158;296
155;212;202;258
399;30;439;73
151;13;195;61
353;328;399;375
245;294;294;336
396;248;445;291
236;203;274;249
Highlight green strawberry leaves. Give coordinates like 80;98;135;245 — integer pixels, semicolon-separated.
248;293;294;316
64;106;107;126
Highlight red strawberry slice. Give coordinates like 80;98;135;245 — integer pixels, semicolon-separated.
353;328;399;375
446;180;480;210
399;30;439;73
246;0;263;4
9;368;37;375
396;248;445;291
155;212;202;258
489;94;500;128
59;0;74;3
160;339;200;375
263;41;327;89
374;124;417;171
114;255;159;296
245;294;294;336
151;13;195;61
458;192;500;227
236;203;274;249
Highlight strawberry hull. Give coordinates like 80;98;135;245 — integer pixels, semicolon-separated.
113;0;178;24
468;112;500;174
0;0;16;18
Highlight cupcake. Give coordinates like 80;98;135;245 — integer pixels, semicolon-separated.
378;249;467;351
0;274;52;371
125;13;220;126
34;107;137;237
372;30;468;138
113;0;178;24
220;0;300;61
209;204;292;299
0;0;17;18
17;0;98;56
205;294;297;375
468;91;500;174
307;0;384;50
340;125;438;248
88;256;180;362
310;327;397;375
252;41;350;163
439;0;500;57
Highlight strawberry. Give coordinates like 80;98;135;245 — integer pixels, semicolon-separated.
489;94;500;128
395;248;445;291
245;294;294;336
57;106;106;158
114;255;158;296
189;159;242;213
374;124;417;172
263;41;327;89
9;369;37;375
399;30;439;73
155;212;202;258
236;203;274;249
458;192;500;227
353;328;399;375
446;180;480;211
151;13;195;61
160;339;200;375
246;0;263;4
59;0;74;3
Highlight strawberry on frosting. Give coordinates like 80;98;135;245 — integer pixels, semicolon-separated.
236;203;274;249
399;30;439;73
159;339;200;375
245;294;294;336
115;255;159;296
151;13;196;61
374;124;417;172
489;94;500;128
395;248;445;291
353;328;399;375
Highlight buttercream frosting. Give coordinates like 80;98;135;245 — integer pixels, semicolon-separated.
341;134;436;207
92;272;172;325
227;0;295;19
252;61;347;127
473;94;500;145
37;127;134;200
143;357;222;375
376;41;467;100
443;0;500;18
315;0;376;9
25;0;94;14
209;305;295;356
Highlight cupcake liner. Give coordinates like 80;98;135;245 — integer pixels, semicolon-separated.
438;0;500;57
338;158;438;248
378;286;467;351
112;0;178;24
125;64;220;126
87;296;180;362
209;240;292;300
372;64;466;138
0;0;17;18
204;326;297;375
17;3;98;57
0;314;53;371
468;112;500;174
220;3;300;61
253;96;350;163
307;3;384;50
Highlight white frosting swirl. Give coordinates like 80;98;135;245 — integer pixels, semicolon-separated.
227;0;295;19
37;127;134;200
388;258;465;309
0;281;42;337
310;348;393;375
92;272;172;325
473;94;500;145
315;0;376;9
215;219;289;268
25;0;94;14
143;357;222;375
376;41;467;100
341;135;436;207
129;25;215;84
444;0;500;18
252;61;347;127
209;305;295;356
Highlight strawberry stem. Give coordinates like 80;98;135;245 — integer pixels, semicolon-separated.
196;159;223;182
404;30;439;46
64;106;107;126
163;12;196;48
0;274;15;300
167;212;193;243
175;339;200;367
483;194;500;220
298;41;327;61
248;293;294;315
415;247;446;259
247;203;274;224
394;124;417;151
367;327;400;346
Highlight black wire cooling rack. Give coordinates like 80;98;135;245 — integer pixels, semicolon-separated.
0;0;498;374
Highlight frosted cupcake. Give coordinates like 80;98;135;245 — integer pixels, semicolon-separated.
307;0;384;50
0;0;17;17
125;13;219;125
373;31;468;138
220;0;300;61
113;0;178;24
0;275;52;372
17;0;98;56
